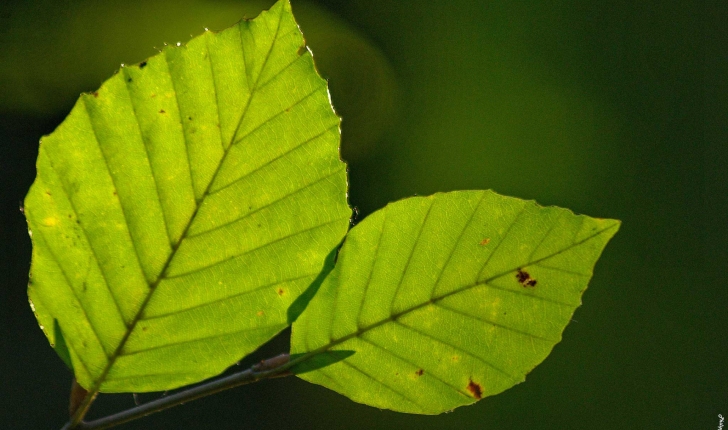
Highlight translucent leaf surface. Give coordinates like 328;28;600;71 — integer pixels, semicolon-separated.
291;190;619;414
24;0;350;393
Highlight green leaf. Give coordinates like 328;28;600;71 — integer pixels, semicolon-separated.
25;0;350;393
291;190;619;414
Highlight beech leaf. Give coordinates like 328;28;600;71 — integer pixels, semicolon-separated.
291;190;619;414
25;0;350;393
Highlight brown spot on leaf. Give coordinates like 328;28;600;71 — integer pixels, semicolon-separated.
159;109;166;114
297;45;307;56
139;61;147;69
467;379;483;399
516;268;537;287
151;93;157;98
256;310;264;317
92;91;99;98
277;288;284;296
142;326;148;332
415;369;424;376
479;238;491;246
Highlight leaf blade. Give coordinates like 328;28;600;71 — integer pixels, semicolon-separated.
25;0;350;393
291;190;619;414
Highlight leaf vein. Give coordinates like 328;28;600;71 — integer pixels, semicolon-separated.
142;272;317;320
225;2;285;150
209;122;338;197
120;322;284;357
42;146;127;327
163;49;197;200
353;210;388;330
64;334;95;379
165;216;349;279
526;211;562;263
389;199;435;314
535;263;591;277
476;205;528;281
393;320;519;383
37;227;110;359
188;167;344;239
227;85;324;150
359;336;472;398
256;48;307;90
339;360;426;411
121;67;173;245
433;302;559;342
82;96;150;286
428;192;486;299
205;35;227;152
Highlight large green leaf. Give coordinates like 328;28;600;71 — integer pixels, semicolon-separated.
291;190;619;414
25;0;350;393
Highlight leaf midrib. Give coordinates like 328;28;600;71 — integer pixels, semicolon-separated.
85;5;286;396
296;221;619;362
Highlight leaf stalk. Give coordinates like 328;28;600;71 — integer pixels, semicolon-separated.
60;353;292;430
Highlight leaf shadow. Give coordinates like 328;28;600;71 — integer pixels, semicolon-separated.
288;350;355;375
286;244;339;325
53;319;74;371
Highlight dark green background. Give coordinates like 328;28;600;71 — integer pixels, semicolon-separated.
1;1;725;429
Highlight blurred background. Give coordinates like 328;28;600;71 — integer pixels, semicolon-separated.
0;0;725;429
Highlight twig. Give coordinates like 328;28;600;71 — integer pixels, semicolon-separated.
59;353;292;430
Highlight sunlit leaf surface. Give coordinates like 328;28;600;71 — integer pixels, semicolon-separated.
25;0;350;393
292;190;618;413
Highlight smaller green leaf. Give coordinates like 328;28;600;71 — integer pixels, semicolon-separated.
291;190;619;414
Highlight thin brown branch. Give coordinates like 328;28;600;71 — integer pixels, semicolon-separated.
60;353;291;430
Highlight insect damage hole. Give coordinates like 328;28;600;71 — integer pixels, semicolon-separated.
516;268;537;287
